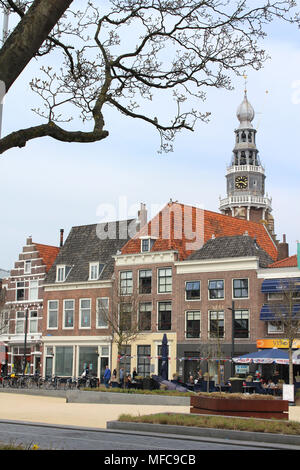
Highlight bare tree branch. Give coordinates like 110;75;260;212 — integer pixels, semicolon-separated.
0;0;299;154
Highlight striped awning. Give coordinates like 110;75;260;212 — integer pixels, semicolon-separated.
260;303;300;321
261;278;300;293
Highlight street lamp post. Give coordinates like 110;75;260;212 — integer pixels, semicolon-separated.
23;308;28;376
228;300;235;376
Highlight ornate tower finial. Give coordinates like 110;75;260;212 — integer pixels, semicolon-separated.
219;88;273;231
243;73;248;95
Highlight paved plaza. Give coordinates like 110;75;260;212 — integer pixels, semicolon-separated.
0;393;299;429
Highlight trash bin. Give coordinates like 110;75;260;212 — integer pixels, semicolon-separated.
230;378;243;393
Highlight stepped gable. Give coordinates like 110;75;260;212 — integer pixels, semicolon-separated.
268;254;298;268
45;219;135;283
187;235;274;267
33;243;60;272
121;202;278;261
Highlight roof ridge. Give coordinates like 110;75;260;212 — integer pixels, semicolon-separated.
71;218;136;229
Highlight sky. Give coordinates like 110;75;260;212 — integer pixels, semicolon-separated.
1;5;300;271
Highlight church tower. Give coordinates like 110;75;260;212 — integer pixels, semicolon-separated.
219;89;274;233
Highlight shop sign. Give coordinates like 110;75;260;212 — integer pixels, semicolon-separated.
257;339;300;349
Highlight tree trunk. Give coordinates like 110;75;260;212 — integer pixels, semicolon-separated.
0;0;73;94
289;346;294;385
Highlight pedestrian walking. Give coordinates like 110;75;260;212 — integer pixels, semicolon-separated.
103;365;111;388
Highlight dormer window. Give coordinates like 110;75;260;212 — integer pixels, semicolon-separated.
56;265;71;282
141;237;155;252
89;262;104;280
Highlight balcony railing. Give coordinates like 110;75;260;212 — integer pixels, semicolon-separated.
226;165;265;175
219;194;272;210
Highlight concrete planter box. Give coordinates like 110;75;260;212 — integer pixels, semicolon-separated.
66;390;190;406
190;396;289;420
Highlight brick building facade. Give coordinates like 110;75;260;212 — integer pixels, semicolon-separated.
42;220;135;380
0;236;59;375
114;201;279;381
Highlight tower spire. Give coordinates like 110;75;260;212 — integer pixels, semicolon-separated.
219;88;274;233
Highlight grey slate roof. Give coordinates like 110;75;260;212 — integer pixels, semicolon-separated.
186;235;274;268
44;220;135;284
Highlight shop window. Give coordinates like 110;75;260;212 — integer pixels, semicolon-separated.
55;346;73;376
137;345;151;377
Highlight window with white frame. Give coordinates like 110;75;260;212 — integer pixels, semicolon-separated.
119;271;133;295
29;310;38;333
89;262;104;280
56;265;71;282
158;268;172;293
268;321;284;334
119;303;132;331
63;299;74;328
158;301;172;330
234;309;249;338
48;300;58;329
24;260;31;274
89;262;99;280
15;311;25;334
97;297;109;328
141;238;155;252
80;299;91;328
233;279;249;298
16;282;25;301
186;311;201;338
209;310;224;338
0;310;9;334
185;281;200;300
208;280;224;299
29;280;39;301
139;269;152;294
267;292;284;301
138;302;152;331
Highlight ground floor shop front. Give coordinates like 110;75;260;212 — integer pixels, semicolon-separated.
177;342;258;383
41;336;112;381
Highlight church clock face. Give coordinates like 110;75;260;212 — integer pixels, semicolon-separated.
235;175;248;189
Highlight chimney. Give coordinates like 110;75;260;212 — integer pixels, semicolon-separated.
136;203;147;232
26;236;32;246
277;234;289;261
60;229;64;247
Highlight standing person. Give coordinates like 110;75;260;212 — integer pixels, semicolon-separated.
119;367;124;386
132;367;138;380
103;365;111;388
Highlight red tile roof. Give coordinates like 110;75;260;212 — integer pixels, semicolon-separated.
122;202;278;261
34;243;60;272
269;255;298;268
